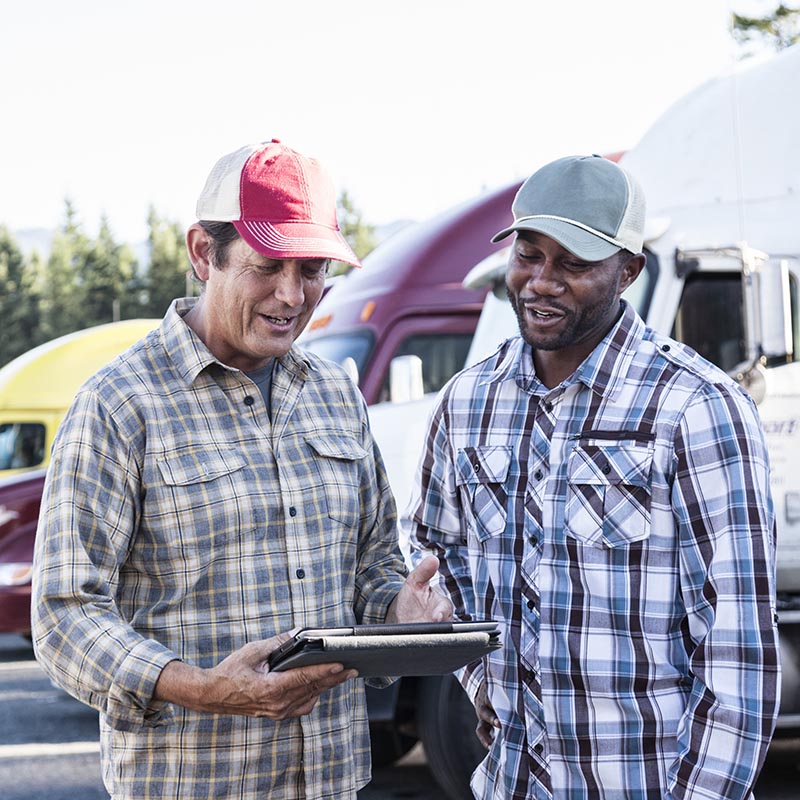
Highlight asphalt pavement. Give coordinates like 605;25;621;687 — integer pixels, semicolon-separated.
1;633;798;800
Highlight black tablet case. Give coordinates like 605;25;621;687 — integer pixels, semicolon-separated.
267;621;501;678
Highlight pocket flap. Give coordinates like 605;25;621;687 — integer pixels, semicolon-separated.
306;434;367;462
157;447;247;486
567;442;653;487
455;446;513;486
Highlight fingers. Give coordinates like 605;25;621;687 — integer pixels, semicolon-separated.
263;663;359;720
408;554;440;588
475;679;500;749
476;718;496;749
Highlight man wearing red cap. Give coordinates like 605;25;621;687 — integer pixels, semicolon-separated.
31;140;451;799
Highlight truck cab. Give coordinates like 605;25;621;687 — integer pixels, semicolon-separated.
299;180;519;403
0;319;160;477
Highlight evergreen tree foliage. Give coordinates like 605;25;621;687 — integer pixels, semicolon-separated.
334;190;377;276
37;199;90;341
0;225;40;367
732;3;800;53
139;206;192;317
78;216;137;326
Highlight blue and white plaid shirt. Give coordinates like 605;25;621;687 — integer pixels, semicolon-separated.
32;298;407;800
407;302;780;799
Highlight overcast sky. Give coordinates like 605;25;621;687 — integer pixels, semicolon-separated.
1;0;769;243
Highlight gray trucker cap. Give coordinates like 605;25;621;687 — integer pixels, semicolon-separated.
491;155;646;260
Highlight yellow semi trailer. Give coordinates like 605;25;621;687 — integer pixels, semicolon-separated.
0;319;160;476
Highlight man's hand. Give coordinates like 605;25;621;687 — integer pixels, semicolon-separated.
475;679;500;749
385;554;453;624
154;633;358;720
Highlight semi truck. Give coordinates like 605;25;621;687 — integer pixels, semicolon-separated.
365;43;800;795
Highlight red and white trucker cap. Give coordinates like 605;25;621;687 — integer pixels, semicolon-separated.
195;139;362;268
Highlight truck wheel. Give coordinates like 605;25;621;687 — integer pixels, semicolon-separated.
417;674;485;800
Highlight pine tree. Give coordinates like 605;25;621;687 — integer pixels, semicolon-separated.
335;190;377;276
139;206;192;317
732;3;800;54
38;199;88;341
78;217;137;326
0;226;40;367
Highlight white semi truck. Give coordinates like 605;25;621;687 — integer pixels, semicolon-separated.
366;42;800;795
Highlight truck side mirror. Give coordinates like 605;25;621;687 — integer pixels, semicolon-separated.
741;248;794;364
759;258;794;363
389;355;424;403
341;357;360;386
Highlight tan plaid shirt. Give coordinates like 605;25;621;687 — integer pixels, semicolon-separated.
32;298;407;800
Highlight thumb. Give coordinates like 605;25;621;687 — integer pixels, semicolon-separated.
408;554;440;588
244;631;293;662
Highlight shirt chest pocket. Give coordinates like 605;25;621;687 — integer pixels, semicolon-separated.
306;434;368;528
154;447;250;550
564;441;653;548
455;446;512;542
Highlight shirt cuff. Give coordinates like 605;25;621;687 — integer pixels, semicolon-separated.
105;639;180;730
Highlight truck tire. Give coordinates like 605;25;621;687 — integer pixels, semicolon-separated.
417;674;486;800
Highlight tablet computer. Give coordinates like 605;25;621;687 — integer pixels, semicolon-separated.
267;621;501;677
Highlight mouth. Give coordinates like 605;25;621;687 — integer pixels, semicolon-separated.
258;313;296;330
530;308;561;319
524;304;566;321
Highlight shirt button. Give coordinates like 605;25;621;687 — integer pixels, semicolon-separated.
296;569;306;579
602;465;611;475
661;344;671;352
534;742;544;754
244;395;255;406
534;469;543;481
288;506;297;517
473;462;480;473
543;401;553;412
527;599;535;611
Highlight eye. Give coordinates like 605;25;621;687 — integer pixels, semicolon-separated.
254;261;281;274
514;245;541;262
562;259;592;272
302;265;326;280
300;260;329;280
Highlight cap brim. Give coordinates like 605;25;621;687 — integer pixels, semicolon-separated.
235;220;362;268
491;218;622;261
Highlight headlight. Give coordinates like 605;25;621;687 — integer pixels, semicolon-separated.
0;563;33;586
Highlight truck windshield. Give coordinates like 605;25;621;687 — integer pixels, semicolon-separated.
0;423;46;470
301;331;375;380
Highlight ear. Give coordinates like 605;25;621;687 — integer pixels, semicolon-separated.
618;253;646;294
186;224;212;282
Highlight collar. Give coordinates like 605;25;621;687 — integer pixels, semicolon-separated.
161;297;315;387
483;301;646;402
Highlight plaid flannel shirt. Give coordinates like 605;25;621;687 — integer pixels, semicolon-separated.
407;302;780;800
32;298;407;800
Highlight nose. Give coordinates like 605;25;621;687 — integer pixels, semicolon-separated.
273;263;305;307
525;258;563;296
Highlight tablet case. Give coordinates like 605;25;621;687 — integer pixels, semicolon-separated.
267;621;501;678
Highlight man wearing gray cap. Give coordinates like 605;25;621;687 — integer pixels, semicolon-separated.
31;140;451;800
405;155;779;799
